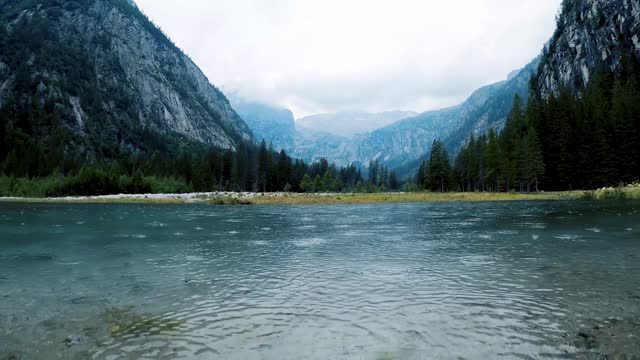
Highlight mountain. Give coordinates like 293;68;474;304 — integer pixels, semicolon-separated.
356;58;539;175
536;0;640;98
230;99;295;152
446;0;640;193
225;102;415;166
293;129;359;166
294;0;639;175
297;110;417;138
439;59;539;153
300;61;538;171
232;61;538;170
0;0;252;162
393;60;539;178
405;0;640;179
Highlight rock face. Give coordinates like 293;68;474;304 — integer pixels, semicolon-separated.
536;0;640;98
0;0;252;152
294;129;360;166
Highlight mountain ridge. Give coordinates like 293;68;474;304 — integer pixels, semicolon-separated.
231;60;539;171
0;0;252;161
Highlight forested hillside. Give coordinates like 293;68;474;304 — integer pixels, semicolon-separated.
0;0;255;187
417;59;640;192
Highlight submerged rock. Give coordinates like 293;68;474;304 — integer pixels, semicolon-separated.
103;307;181;338
571;318;640;358
63;335;86;347
21;254;55;262
1;352;23;360
69;296;102;305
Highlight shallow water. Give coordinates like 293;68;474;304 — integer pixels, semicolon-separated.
0;201;639;359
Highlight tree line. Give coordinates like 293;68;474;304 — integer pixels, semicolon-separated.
416;59;640;192
0;125;410;196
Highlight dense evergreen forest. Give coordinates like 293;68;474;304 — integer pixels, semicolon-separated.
0;128;405;196
416;60;640;192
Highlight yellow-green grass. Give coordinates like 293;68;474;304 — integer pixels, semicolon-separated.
1;186;639;205
242;191;575;205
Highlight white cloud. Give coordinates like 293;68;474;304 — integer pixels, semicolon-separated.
135;0;562;118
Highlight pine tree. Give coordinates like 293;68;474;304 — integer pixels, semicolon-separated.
312;175;323;193
416;161;427;189
527;128;545;192
257;139;268;192
388;170;399;191
610;75;640;182
484;129;500;192
427;139;451;192
322;169;335;192
277;150;292;191
233;142;248;191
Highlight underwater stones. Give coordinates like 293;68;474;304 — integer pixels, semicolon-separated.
575;329;599;350
70;296;100;305
103;307;181;338
1;352;23;360
63;335;87;347
19;254;55;262
571;319;640;358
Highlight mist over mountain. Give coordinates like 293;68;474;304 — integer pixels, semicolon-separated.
231;61;538;172
296;111;418;138
229;98;295;152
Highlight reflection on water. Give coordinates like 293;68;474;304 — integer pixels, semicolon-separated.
0;201;639;359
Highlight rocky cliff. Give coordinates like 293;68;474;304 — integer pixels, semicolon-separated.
536;0;640;98
0;0;252;156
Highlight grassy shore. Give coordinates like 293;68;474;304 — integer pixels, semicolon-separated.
242;191;570;205
0;184;638;205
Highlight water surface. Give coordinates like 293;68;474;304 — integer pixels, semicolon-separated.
0;201;639;359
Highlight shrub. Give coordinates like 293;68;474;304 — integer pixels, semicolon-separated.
208;196;251;206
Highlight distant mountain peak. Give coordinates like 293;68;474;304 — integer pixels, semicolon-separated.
296;110;418;138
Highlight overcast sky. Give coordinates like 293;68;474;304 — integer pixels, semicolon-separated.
135;0;562;118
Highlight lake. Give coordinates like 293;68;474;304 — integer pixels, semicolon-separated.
0;201;639;359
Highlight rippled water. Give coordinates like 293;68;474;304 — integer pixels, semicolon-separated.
1;201;639;359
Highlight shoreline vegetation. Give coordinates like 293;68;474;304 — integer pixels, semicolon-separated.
0;183;638;205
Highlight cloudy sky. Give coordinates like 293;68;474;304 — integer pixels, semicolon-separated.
135;0;562;118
